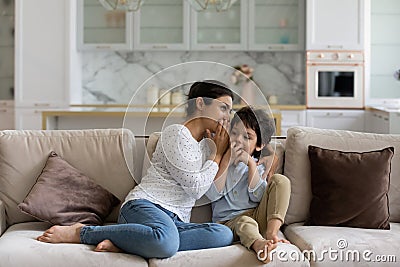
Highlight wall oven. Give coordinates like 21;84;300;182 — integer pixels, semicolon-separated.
306;51;364;108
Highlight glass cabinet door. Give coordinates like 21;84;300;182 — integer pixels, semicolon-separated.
190;0;247;50
248;0;304;51
134;0;189;50
77;0;133;50
0;0;14;100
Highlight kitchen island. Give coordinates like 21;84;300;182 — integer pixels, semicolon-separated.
42;106;283;136
365;106;400;134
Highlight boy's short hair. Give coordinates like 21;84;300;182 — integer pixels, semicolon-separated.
231;106;275;158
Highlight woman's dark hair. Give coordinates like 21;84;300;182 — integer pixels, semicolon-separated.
186;80;234;116
231;106;275;159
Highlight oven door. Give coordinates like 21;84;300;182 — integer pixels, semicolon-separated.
307;63;364;108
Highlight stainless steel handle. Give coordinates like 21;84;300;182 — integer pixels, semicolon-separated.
326;112;343;117
34;103;50;107
152;45;168;49
95;45;112;49
209;45;226;49
0;109;7;113
267;45;285;50
327;45;343;49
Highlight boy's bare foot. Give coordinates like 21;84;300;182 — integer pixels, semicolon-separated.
95;239;122;253
252;239;278;264
36;223;84;243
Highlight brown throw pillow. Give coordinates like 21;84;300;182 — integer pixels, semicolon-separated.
18;151;120;226
305;145;393;230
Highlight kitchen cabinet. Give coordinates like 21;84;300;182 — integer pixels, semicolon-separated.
0;101;14;130
365;109;400;134
77;0;133;50
15;0;70;129
365;110;389;134
77;0;308;51
190;0;247;50
248;0;304;51
15;0;70;109
306;0;365;50
306;109;365;132
280;109;306;136
133;0;190;50
366;0;400;106
0;0;14;102
14;108;46;130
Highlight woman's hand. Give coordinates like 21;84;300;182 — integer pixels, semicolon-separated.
206;120;230;165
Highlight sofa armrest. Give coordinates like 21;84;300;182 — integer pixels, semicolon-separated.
0;199;6;236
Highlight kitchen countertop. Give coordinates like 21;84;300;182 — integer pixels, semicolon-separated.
365;106;400;113
70;104;306;110
42;106;184;117
41;105;284;135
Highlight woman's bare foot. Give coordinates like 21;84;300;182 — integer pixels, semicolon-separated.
36;223;84;243
252;239;278;264
95;239;122;253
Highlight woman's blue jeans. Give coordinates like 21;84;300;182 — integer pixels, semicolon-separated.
80;199;233;259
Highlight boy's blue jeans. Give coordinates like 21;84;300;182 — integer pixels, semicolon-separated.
80;199;233;259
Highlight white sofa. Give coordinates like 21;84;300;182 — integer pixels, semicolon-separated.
0;127;399;266
0;129;307;267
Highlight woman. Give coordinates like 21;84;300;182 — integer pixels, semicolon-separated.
37;80;234;259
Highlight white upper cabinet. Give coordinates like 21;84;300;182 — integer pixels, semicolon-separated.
15;0;69;108
249;0;305;51
77;0;133;50
306;0;365;50
134;0;190;50
190;0;247;50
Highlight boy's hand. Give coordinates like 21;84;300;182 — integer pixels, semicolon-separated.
231;141;251;166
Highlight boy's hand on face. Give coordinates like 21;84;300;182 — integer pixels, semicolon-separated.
231;141;251;166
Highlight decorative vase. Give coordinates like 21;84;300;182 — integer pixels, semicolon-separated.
240;81;255;105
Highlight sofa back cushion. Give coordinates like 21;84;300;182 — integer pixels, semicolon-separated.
284;126;400;225
0;129;136;226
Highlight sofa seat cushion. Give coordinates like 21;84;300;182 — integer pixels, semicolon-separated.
149;241;310;267
0;222;147;267
284;222;400;267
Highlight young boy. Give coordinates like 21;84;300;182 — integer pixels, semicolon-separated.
205;106;291;264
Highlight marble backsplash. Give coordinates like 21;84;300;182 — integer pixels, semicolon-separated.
82;51;305;105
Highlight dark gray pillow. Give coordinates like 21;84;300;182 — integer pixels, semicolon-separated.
18;151;120;225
